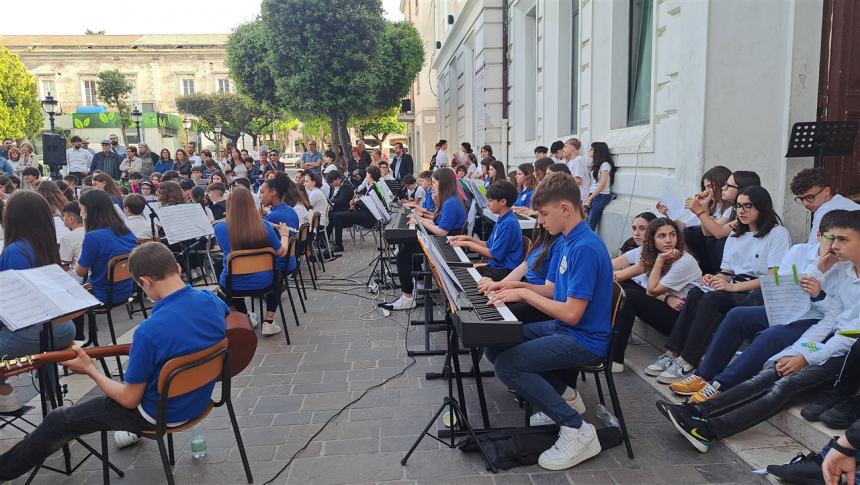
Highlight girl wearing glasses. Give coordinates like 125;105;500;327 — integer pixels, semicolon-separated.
646;185;790;384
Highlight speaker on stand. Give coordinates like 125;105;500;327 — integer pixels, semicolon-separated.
42;133;66;181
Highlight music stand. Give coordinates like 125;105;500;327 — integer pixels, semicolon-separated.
362;192;396;291
384;179;402;199
785;121;858;168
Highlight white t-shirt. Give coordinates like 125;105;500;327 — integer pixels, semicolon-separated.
656;252;703;298
809;194;860;243
624;246;648;288
588;162;611;194
189;154;203;167
720;225;791;277
435;149;449;169
307;187;329;226
324;164;338;175
65;148;93;173
59;226;85;267
233;164;249;179
124;215;153;240
293;203;309;224
568;155;592;201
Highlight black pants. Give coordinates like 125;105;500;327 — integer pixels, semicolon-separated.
665;287;762;366
698;356;845;440
0;396;154;480
612;284;679;364
835;341;860;395
508;302;552;324
684;226;727;276
476;265;513;281
396;241;421;294
330;209;377;246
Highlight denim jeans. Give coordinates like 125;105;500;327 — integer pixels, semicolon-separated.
586;193;613;231
0;321;75;385
0;396;154;480
486;321;601;428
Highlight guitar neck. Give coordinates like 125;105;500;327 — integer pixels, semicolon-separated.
0;344;132;378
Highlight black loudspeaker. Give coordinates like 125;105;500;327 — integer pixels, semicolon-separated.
42;133;66;179
400;98;412;113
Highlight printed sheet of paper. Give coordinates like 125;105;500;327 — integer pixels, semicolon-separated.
0;271;55;330
760;273;811;326
157;203;215;244
21;265;101;317
658;188;687;221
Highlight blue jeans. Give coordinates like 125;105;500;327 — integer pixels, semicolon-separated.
586;193;613;231
0;321;75;385
486;321;601;428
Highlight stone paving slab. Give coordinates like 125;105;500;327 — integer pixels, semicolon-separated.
2;237;770;484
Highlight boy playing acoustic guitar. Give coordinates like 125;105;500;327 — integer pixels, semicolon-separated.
0;242;228;480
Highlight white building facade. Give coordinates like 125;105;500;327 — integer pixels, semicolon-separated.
427;0;841;246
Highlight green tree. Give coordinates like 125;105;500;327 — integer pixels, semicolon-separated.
96;70;133;144
175;92;276;147
0;46;44;140
351;108;406;148
226;20;279;110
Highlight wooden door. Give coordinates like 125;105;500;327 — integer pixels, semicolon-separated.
818;0;860;199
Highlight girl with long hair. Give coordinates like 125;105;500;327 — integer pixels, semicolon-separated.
617;211;658;255
212;187;290;336
582;141;617;230
647;185;790;383
0;191;76;412
513;163;537;208
173;149;192;177
153;149;175;174
92;173;124;206
303;171;329;230
229;147;243;171
389;168;467;310
485;160;507;188
611;218;703;372
37;180;69;216
285;175;311;224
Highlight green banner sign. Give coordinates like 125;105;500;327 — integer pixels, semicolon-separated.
72;112;182;129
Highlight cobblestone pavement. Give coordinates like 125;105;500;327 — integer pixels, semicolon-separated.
3;237;767;484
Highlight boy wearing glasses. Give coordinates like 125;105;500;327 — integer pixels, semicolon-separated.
790;167;860;244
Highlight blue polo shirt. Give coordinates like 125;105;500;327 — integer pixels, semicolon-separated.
0;240;37;270
513;188;533;208
124;285;227;424
435;195;467;233
487;210;524;270
548;221;613;357
213;220;282;290
78;228;138;305
422;188;435;212
525;236;564;284
264;203;299;273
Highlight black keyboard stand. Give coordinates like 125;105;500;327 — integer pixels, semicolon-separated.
365;221;397;290
401;311;497;473
406;254;469;358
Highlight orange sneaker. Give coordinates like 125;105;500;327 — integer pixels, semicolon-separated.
669;375;707;396
690;383;721;404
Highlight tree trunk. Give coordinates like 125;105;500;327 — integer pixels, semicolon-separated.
333;113;354;170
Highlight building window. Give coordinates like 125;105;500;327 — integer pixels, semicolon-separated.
523;6;537;141
627;0;653;126
39;79;56;100
181;78;196;96
82;79;98;105
126;77;139;106
570;2;580;134
217;78;230;93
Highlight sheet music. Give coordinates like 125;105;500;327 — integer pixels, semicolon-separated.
21;265;101;317
659;188;687;221
0;271;55;330
760;273;811;326
469;180;488;209
157;204;215;244
418;232;464;307
363;190;391;223
360;196;384;222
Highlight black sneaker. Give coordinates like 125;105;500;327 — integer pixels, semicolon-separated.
820;396;860;429
655;400;698;422
766;452;824;484
801;390;852;422
665;403;712;453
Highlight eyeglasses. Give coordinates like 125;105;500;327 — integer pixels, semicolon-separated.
734;202;755;211
794;187;827;204
723;183;739;190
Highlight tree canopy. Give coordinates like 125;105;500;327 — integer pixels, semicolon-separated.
0;46;44;140
175;92;275;146
351;107;406;148
96;70;134;143
226;20;279;111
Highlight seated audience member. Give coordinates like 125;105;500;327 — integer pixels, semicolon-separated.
152;149;175;175
513;163;537;208
533;157;554;184
0;242;228;480
613;212;658;284
206;182;227;220
123;194;154;240
128;172;144;194
59;201;86;274
657;210;860;453
477;223;563;324
386;168;467;311
303;170;329;233
0;192;76;413
329;166;386;253
259;174;300;333
789;167;860;243
285;176;311;225
326;171;354;243
646;185;790;383
213;187;290;336
483;173;613;470
611;218;702;373
149;172;162;188
76;190;138;312
681;169;757;274
669;211;846;404
399;174;424;202
450;180;524;280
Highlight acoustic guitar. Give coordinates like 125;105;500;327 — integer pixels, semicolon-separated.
0;311;258;379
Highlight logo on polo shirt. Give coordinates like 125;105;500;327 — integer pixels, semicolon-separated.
559;256;568;274
521;194;527;201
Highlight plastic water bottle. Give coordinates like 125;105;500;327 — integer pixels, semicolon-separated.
191;435;207;459
593;404;620;428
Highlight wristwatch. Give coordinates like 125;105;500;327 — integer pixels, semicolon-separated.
830;437;857;457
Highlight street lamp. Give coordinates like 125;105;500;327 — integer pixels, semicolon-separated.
41;92;58;132
183;117;192;143
131;106;143;143
214;125;222;147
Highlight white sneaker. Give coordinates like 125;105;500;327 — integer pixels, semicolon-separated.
645;352;675;376
657;359;690;384
114;431;141;449
538;422;601;471
562;388;587;415
389;294;416;311
261;322;282;336
611;362;624;374
0;389;22;413
530;412;555;426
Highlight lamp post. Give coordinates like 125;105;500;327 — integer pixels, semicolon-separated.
183;117;192;144
41;92;58;132
214;125;222;147
131;106;143;144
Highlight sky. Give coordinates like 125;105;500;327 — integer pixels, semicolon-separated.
0;0;404;35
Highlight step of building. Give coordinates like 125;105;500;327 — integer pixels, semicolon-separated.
625;320;842;480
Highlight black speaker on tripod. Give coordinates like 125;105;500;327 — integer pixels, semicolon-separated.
42;133;66;180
